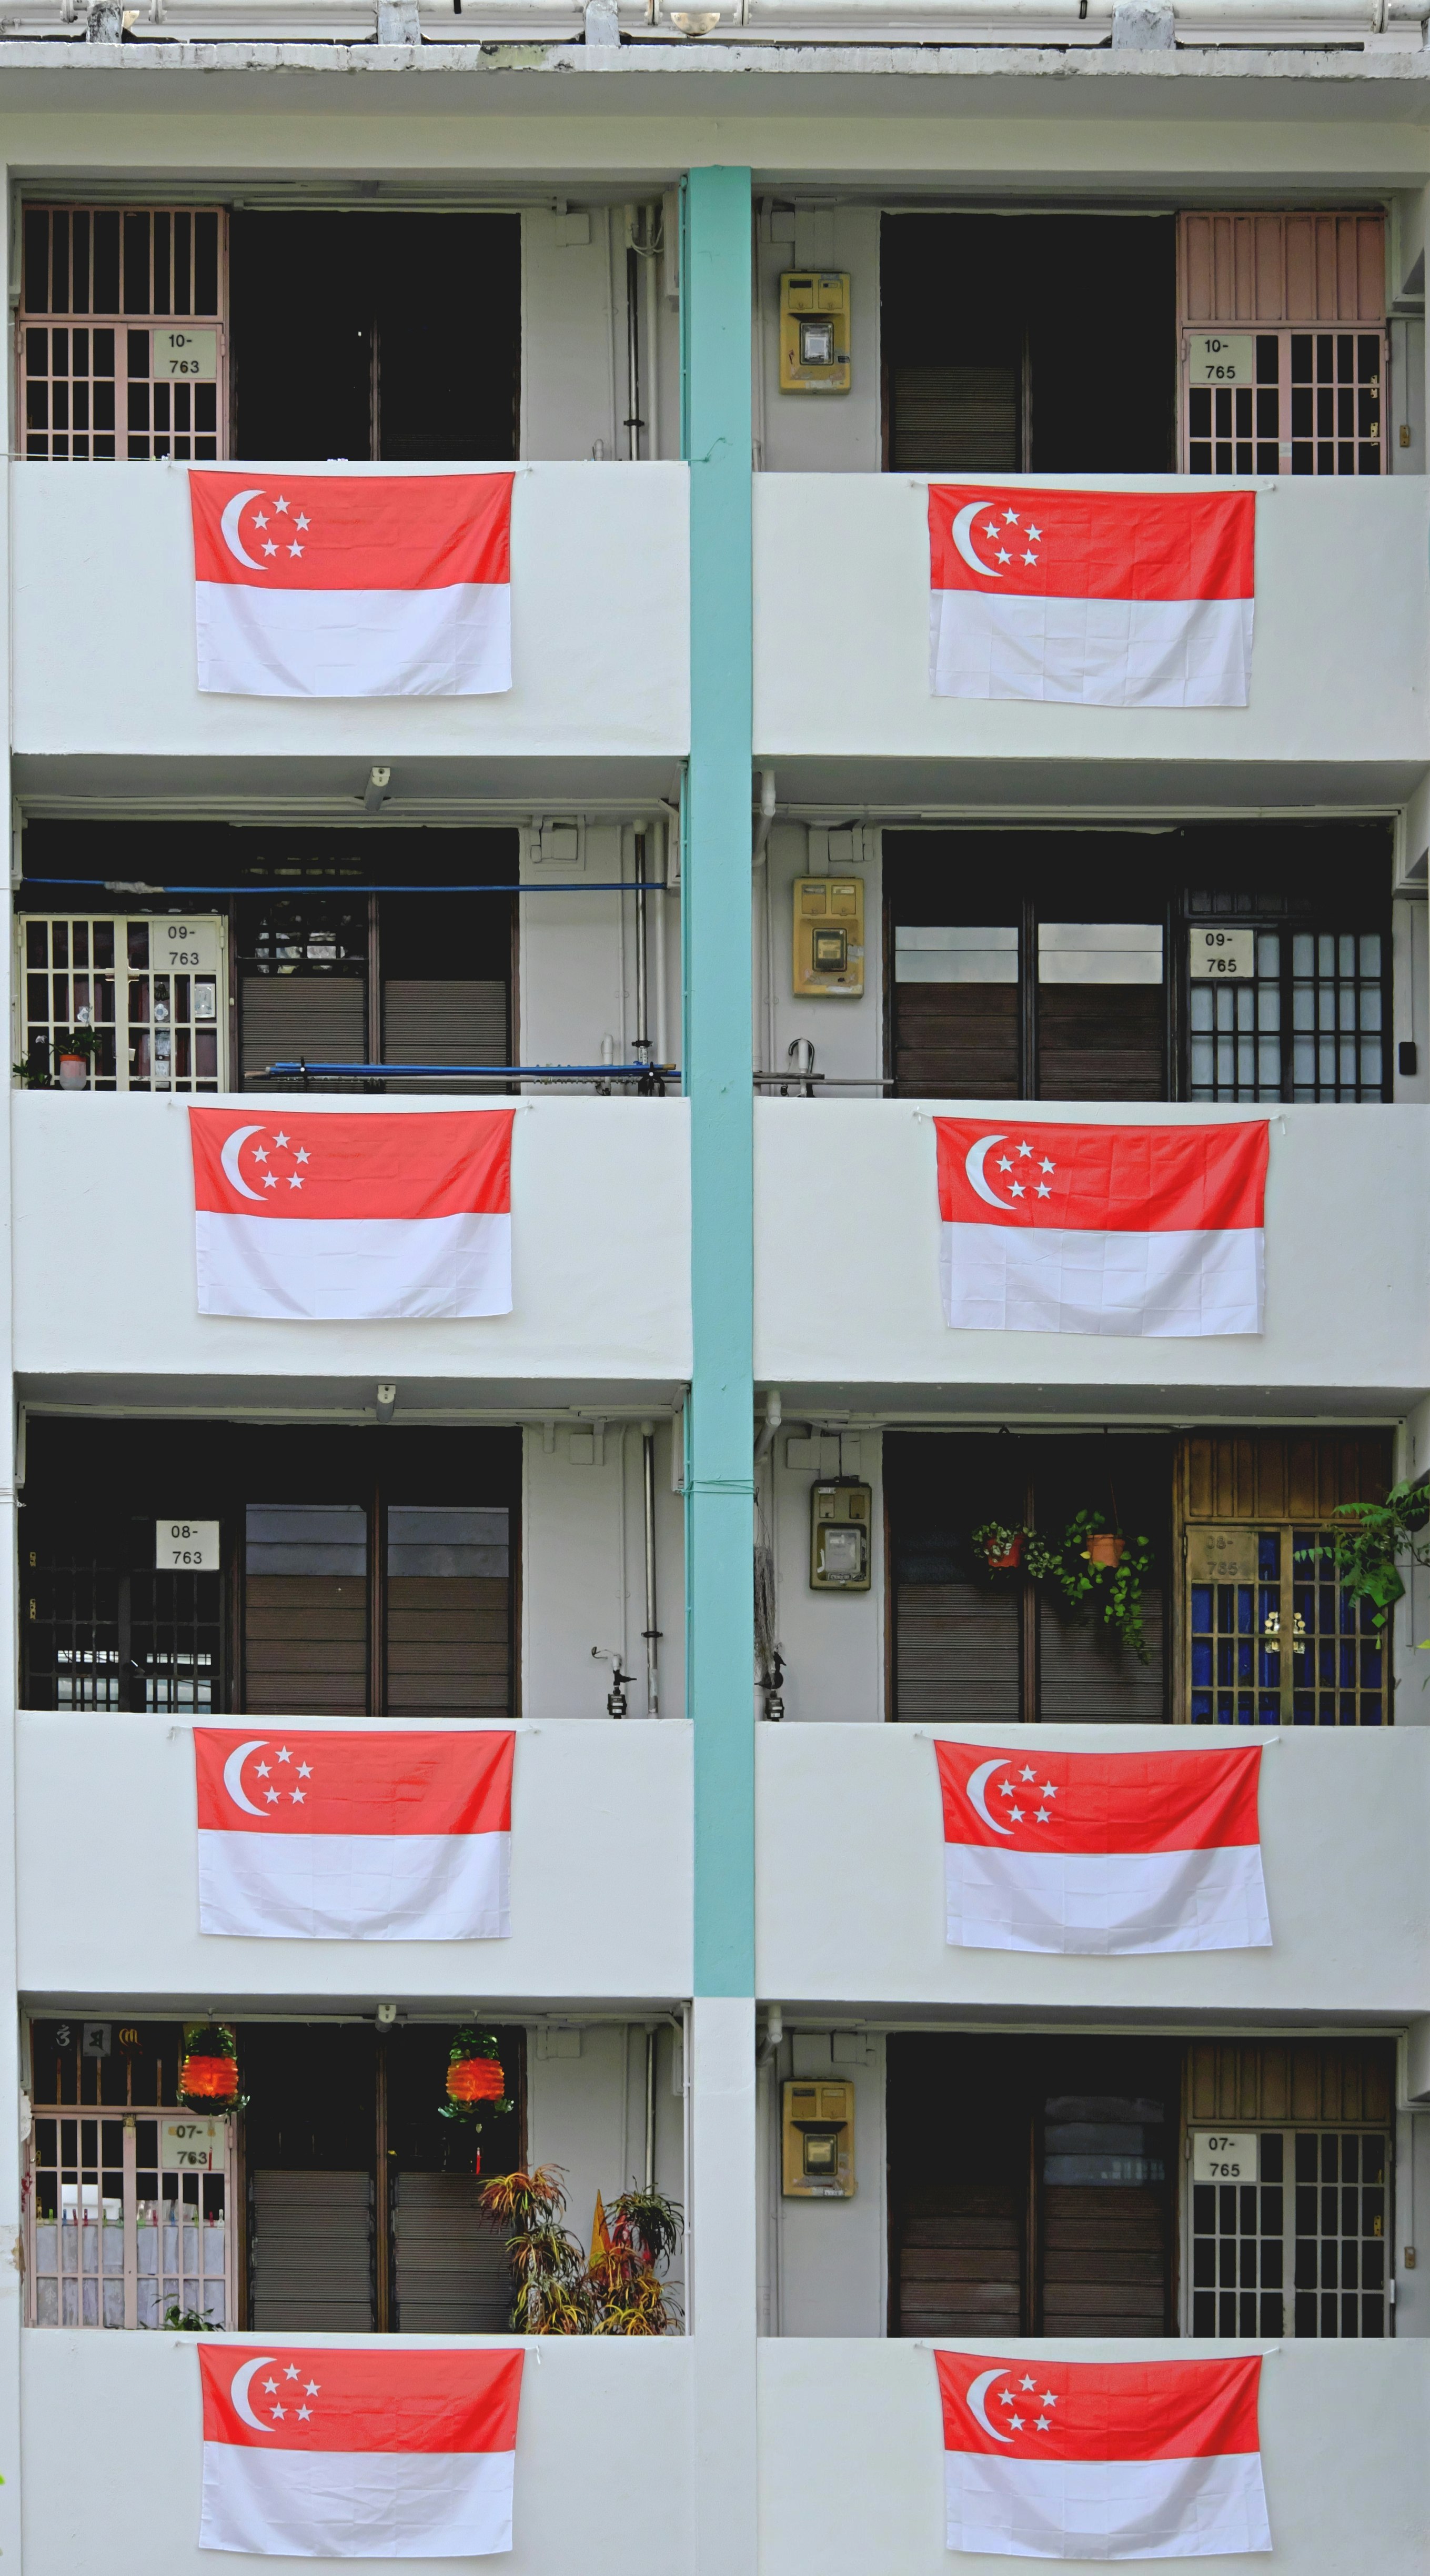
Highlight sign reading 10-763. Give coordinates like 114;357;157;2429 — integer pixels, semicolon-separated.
156;1520;221;1572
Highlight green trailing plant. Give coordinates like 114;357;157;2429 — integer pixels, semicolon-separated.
477;2166;684;2338
162;2303;219;2331
971;1521;1031;1573
1044;1510;1156;1664
1295;1478;1430;1635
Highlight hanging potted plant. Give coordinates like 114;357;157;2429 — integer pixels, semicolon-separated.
972;1521;1030;1573
177;2021;247;2111
1045;1510;1156;1664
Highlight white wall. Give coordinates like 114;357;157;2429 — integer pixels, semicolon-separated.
12;1092;691;1399
757;1724;1430;2017
522;1420;686;1723
518;817;681;1079
754;1100;1430;1406
754;475;1430;786
22;2329;690;2576
527;2019;687;2310
755;204;882;476
522;207;620;464
764;2026;887;2339
15;1715;692;2005
758;1426;884;1725
758;2339;1429;2576
756;821;884;1095
10;461;689;772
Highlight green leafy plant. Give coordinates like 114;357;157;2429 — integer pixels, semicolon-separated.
1295;1478;1430;1635
477;2165;683;2338
1043;1510;1156;1664
971;1521;1030;1572
162;2303;219;2331
11;1042;53;1090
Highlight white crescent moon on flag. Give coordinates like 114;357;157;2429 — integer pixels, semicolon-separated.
965;1135;1012;1210
965;1758;1014;1836
230;2357;279;2431
219;489;267;572
222;1739;269;1819
219;1125;267;1202
951;501;1003;580
965;2367;1013;2440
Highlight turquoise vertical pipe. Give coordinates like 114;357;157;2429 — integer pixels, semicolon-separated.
681;167;755;1999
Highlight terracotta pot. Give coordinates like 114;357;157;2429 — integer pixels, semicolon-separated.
1087;1532;1126;1569
986;1534;1024;1572
57;1054;88;1091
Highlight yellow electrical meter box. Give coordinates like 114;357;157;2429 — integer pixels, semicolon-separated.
793;877;864;999
779;272;852;394
782;2080;855;2198
811;1480;872;1591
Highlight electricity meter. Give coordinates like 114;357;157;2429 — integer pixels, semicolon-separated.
811;1479;872;1591
793;877;864;999
779;272;852;394
782;2079;855;2198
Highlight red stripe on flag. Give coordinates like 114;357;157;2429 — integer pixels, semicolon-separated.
928;485;1255;602
935;1740;1262;1857
195;1727;513;1837
188;1107;515;1222
189;471;513;592
935;2351;1262;2464
935;1118;1267;1233
200;2346;523;2454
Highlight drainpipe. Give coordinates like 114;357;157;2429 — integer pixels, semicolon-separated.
644;2027;658;2188
752;767;776;868
641;1419;661;1717
753;1388;782;1465
633;826;652;1071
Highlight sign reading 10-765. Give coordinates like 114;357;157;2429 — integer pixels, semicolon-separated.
156;1520;220;1572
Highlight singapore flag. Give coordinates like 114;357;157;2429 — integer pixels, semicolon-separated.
935;2349;1271;2560
187;1106;516;1322
934;1117;1268;1338
195;1727;515;1941
199;2344;524;2558
928;483;1255;708
188;469;513;698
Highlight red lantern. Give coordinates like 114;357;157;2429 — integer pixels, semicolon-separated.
180;2055;238;2102
447;2055;506;2107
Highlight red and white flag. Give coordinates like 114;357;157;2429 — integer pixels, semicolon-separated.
934;1118;1268;1338
189;470;513;698
928;484;1255;709
934;1740;1270;1956
935;2349;1270;2561
195;1727;513;1941
188;1107;516;1321
199;2344;523;2558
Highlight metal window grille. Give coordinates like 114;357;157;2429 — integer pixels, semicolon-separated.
1187;2128;1389;2339
19;206;227;462
1187;1527;1387;1726
1178;213;1385;478
16;914;229;1092
1185;916;1385;1103
25;1553;223;1715
26;2108;234;2329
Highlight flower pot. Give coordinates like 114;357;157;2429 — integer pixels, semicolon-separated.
57;1054;88;1091
1086;1532;1125;1569
985;1535;1025;1571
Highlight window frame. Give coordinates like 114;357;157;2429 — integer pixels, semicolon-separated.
17;203;229;463
1181;2121;1393;2340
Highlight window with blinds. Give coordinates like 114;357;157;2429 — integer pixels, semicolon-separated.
1179;213;1386;478
887;1432;1170;1727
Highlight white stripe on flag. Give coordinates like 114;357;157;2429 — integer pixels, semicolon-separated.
196;580;511;698
198;1828;510;1941
944;2449;1271;2561
929;592;1253;709
195;1210;512;1321
939;1221;1264;1337
200;2443;515;2558
944;1842;1272;1956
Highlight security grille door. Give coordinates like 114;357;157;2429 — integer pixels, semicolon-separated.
1179;213;1385;477
1187;2129;1391;2339
1184;904;1386;1104
19;205;225;461
17;914;228;1093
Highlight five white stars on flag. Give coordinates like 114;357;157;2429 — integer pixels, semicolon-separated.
250;496;313;563
979;506;1043;570
254;1745;315;1807
999;2377;1059;2434
260;2367;321;2424
999;1766;1059;1828
248;1131;312;1193
995;1140;1057;1201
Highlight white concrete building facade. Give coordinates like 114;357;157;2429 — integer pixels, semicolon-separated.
0;15;1426;2576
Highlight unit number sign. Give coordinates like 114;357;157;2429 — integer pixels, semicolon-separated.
1192;2131;1258;2183
1189;929;1255;980
156;1520;220;1571
1188;334;1256;385
162;2119;227;2173
156;328;218;381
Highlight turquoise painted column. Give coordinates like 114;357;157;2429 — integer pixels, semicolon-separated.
682;165;758;2576
683;163;756;2001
